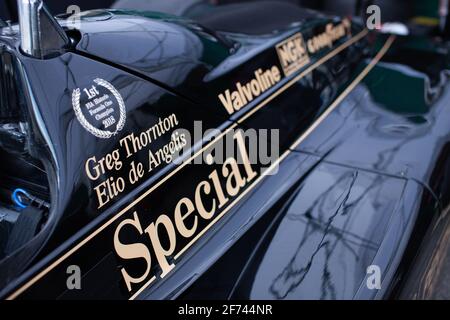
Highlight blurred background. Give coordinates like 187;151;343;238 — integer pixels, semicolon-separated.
3;0;449;40
0;0;445;25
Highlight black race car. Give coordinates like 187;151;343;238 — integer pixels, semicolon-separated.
1;0;450;300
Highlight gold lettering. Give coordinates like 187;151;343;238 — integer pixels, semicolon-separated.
209;170;229;208
174;197;197;238
222;157;246;197
234;131;257;183
195;180;216;220
114;212;152;292
218;90;234;114
145;215;176;278
218;65;282;114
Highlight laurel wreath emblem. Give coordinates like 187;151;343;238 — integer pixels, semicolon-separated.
72;78;126;139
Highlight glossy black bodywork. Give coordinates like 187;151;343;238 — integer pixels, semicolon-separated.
0;7;449;300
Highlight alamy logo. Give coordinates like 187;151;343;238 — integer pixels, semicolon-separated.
66;5;81;30
66;265;81;290
366;265;381;290
366;5;382;30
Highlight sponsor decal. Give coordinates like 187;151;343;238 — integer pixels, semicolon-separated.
72;78;126;139
276;33;310;77
218;67;282;115
306;19;352;54
218;19;352;115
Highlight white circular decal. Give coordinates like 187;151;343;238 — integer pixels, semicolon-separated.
72;78;126;139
